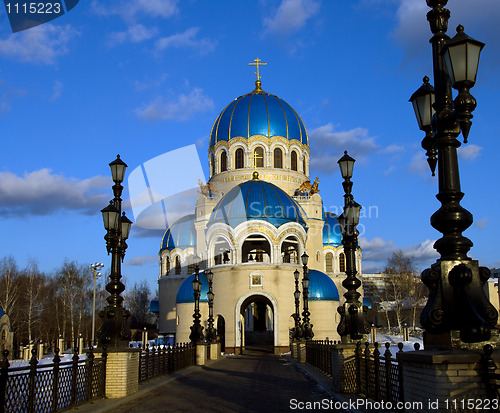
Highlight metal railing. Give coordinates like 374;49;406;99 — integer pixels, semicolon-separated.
306;340;420;406
483;344;500;399
0;347;106;413
305;340;336;376
138;343;195;382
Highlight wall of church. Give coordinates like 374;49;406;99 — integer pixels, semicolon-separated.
158;277;185;335
309;301;341;342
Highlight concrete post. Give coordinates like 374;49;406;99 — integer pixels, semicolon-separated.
195;344;207;365
298;342;307;364
78;336;84;354
94;348;141;399
57;337;65;353
37;342;44;360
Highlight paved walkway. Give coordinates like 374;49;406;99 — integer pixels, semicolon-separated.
78;352;357;413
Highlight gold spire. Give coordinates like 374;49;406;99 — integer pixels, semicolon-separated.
249;58;267;81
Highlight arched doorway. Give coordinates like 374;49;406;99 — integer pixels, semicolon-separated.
239;294;274;353
216;315;225;353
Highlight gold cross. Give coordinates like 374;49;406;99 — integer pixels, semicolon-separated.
252;151;264;170
248;58;267;81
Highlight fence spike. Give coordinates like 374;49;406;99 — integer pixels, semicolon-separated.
414;342;420;351
397;342;404;352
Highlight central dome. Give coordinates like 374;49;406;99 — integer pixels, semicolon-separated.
208;173;306;228
209;81;308;147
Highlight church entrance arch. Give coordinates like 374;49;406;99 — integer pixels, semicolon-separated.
235;291;279;353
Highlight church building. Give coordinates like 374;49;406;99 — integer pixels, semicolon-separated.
157;67;361;354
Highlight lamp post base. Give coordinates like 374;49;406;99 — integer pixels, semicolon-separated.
421;259;498;348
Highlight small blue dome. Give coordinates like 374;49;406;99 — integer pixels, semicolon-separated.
209;82;308;147
308;269;340;301
160;214;196;252
150;299;159;314
363;297;372;309
323;213;342;247
176;272;209;304
208;175;306;228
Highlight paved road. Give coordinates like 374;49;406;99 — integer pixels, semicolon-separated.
110;353;334;413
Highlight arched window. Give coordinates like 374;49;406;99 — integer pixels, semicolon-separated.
325;253;333;273
274;148;283;168
220;150;227;172
175;256;181;275
211;153;215;176
303;157;307;174
165;257;170;275
235;148;244;169
339;252;346;273
291;151;298;171
254;147;264;168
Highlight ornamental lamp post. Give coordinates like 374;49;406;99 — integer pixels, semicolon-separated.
409;1;497;349
189;255;205;344
293;269;302;341
337;151;369;343
301;253;314;341
90;262;104;346
98;155;133;348
205;269;216;343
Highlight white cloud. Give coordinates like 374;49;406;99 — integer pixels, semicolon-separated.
308;123;379;173
458;144;482;161
0;169;109;216
408;150;430;177
359;237;438;271
263;0;320;36
109;24;158;45
392;0;500;68
0;24;79;65
135;87;214;122
92;0;178;21
474;217;488;230
155;27;216;55
125;255;158;266
50;80;63;101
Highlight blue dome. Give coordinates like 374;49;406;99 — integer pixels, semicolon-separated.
160;214;196;252
209;82;308;147
208;175;306;228
176;272;209;304
323;213;342;247
308;269;340;301
363;297;372;309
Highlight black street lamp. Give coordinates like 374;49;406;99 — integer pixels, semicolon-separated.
98;155;133;347
301;253;314;341
409;1;497;347
292;269;302;341
337;151;369;342
189;256;205;344
205;269;216;343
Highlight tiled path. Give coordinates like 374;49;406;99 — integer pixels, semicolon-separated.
80;353;339;413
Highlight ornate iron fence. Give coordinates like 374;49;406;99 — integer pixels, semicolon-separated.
139;343;195;382
0;347;106;413
356;342;410;405
305;340;336;376
306;340;419;406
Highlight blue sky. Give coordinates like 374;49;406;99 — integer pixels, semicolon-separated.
0;0;499;294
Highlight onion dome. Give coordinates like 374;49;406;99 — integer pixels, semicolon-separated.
208;172;306;228
160;214;196;252
308;270;340;301
150;299;159;314
209;80;308;147
176;272;209;304
323;212;342;247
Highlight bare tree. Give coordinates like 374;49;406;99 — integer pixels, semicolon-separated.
384;250;423;333
125;280;153;328
0;256;20;321
20;260;45;343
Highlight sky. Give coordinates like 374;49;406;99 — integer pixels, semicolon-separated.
0;0;499;294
